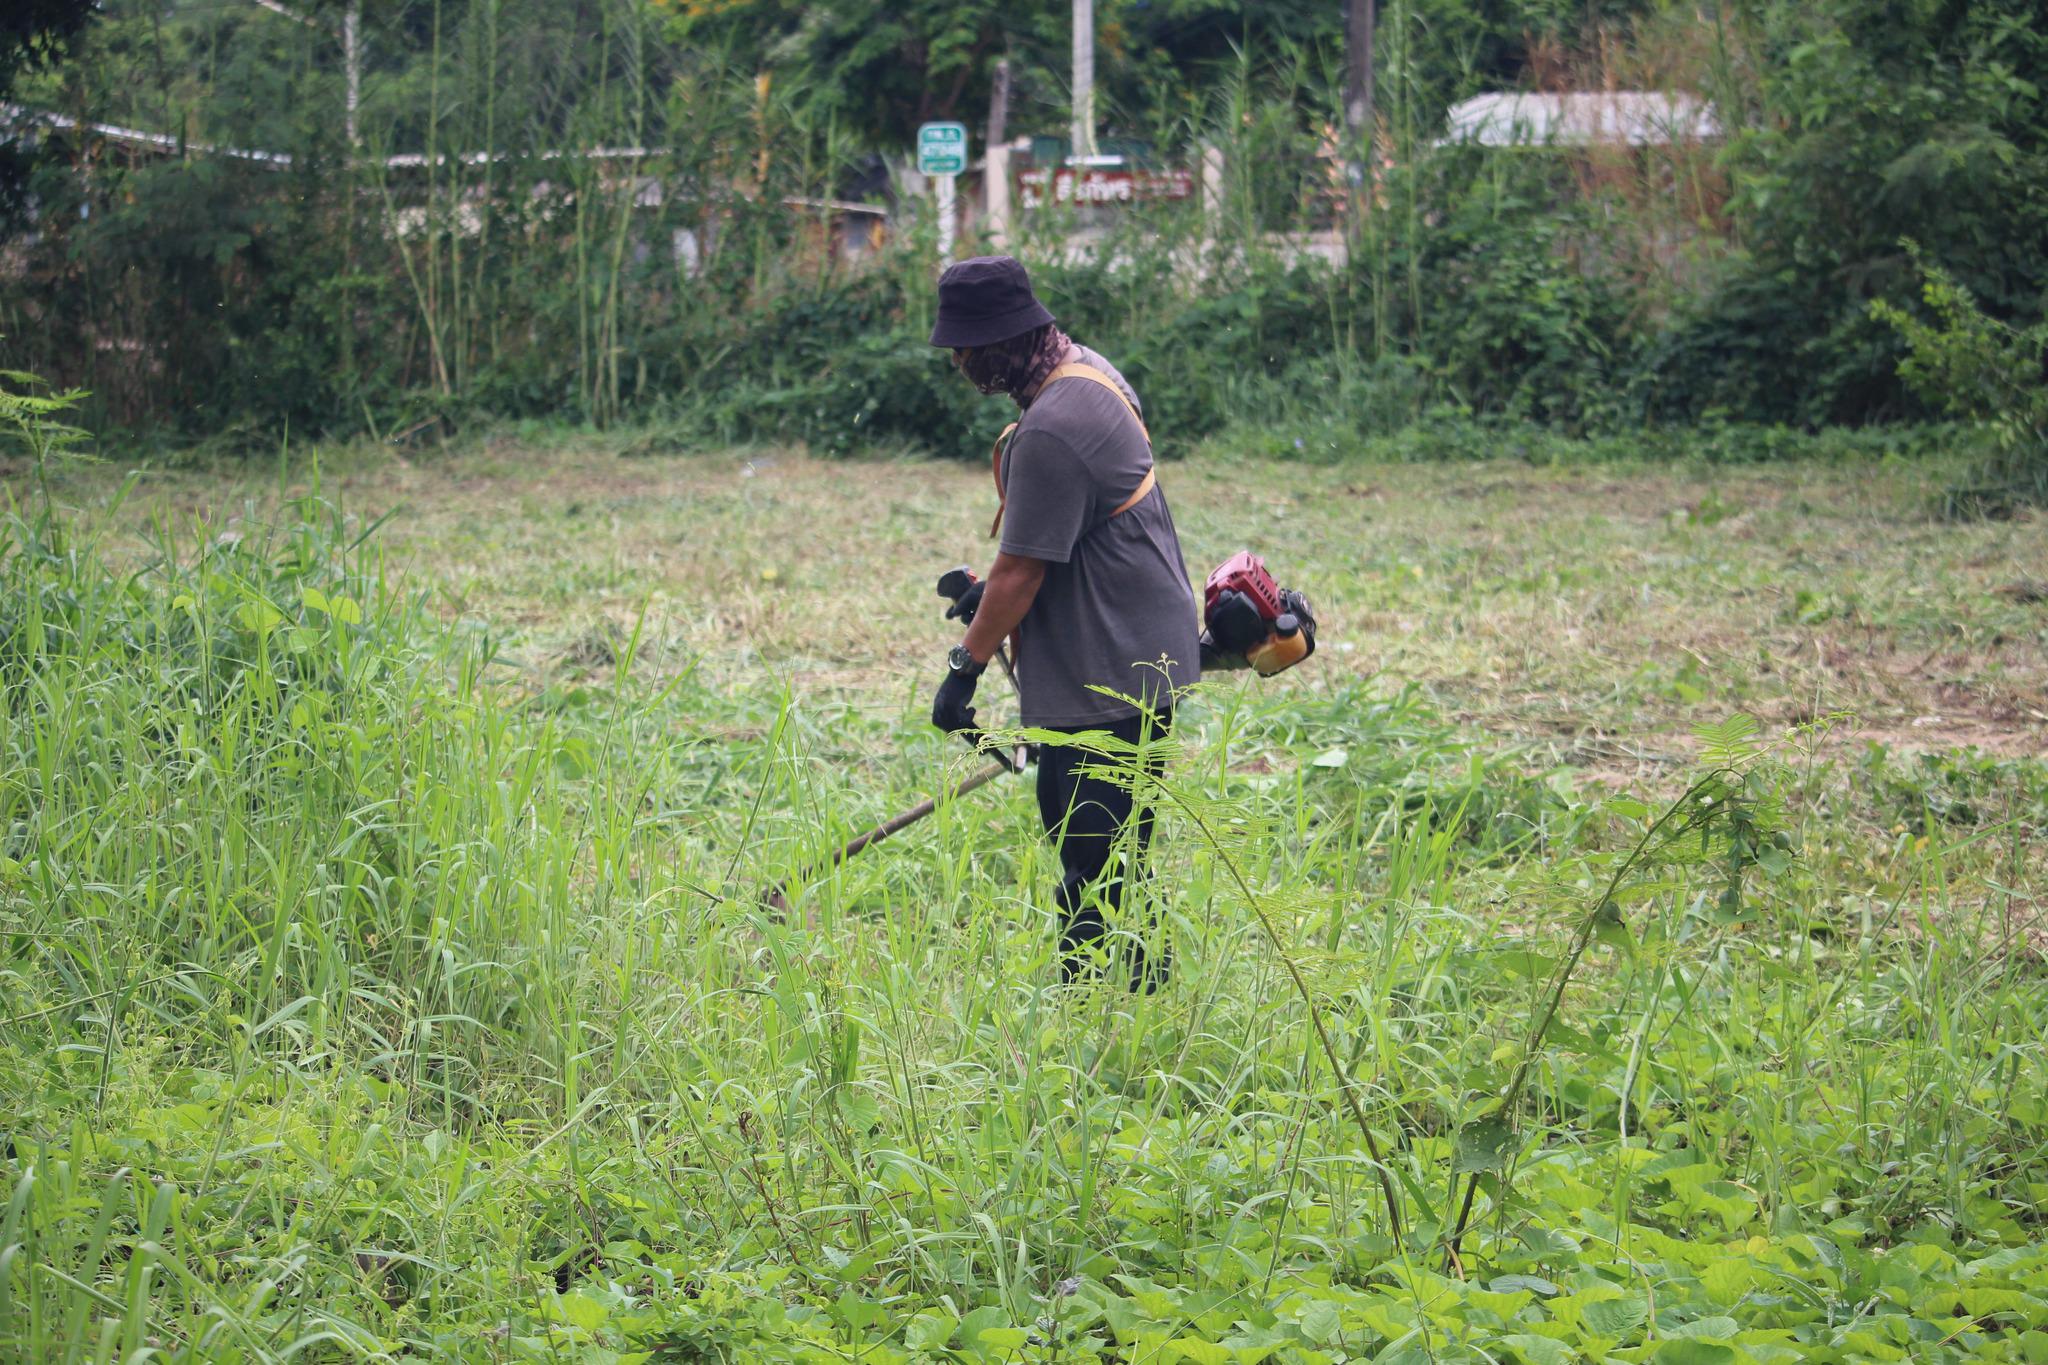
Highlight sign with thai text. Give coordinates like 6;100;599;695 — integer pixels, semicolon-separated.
1018;166;1195;207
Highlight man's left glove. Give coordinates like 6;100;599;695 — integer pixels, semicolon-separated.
932;647;985;734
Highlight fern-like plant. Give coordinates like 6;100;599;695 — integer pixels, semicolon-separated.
1;362;95;516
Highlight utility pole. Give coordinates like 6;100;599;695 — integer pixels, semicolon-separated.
988;56;1011;151
252;0;362;151
985;57;1013;250
1345;0;1375;224
344;1;361;151
1071;0;1096;162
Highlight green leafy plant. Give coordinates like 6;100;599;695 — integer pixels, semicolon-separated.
3;453;2045;1362
1871;248;2048;513
0;363;93;512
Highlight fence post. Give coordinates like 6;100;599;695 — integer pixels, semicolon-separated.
985;144;1012;251
932;171;955;260
1200;143;1225;254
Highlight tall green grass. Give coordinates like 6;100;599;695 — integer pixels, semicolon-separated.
1;473;2044;1362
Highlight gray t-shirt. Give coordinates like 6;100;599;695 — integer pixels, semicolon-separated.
998;346;1201;726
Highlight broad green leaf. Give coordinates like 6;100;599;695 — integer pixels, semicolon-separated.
833;1290;885;1332
1297;1299;1341;1345
1220;1323;1293;1361
1494;950;1555;979
1310;747;1349;768
836;1089;881;1131
1453;1117;1516;1174
301;586;331;614
1832;1329;1907;1361
1465;1288;1534;1320
904;1311;957;1350
957;1304;1008;1346
974;1326;1029;1351
1582;1293;1649;1336
1915;1286;2045;1321
1500;1334;1571;1365
238;599;284;634
1668;1316;1741;1341
1489;1275;1560;1297
1166;1338;1232;1365
1701;1258;1755;1305
1653;1342;1743;1365
1358;1300;1421;1339
1964;1246;2034;1276
1102;1297;1145;1342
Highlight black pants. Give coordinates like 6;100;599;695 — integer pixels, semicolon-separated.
1035;709;1171;990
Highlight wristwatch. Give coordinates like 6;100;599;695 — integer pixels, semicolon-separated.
947;644;984;676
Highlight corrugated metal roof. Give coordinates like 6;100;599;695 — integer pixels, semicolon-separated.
1440;92;1720;148
1;105;888;216
3;102;296;166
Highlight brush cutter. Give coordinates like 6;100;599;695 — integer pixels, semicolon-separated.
761;568;1030;915
761;555;1321;915
1199;552;1318;676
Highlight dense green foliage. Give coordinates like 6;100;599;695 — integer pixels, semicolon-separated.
1;0;2044;463
4;402;2047;1360
1873;251;2048;513
1646;0;2048;427
0;0;96;220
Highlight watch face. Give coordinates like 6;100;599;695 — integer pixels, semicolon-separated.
949;645;975;672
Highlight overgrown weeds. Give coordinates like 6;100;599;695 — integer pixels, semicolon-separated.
1;424;2044;1358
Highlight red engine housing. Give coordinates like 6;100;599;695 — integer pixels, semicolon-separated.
1204;551;1285;622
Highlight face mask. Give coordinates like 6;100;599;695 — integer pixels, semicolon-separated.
953;345;1011;396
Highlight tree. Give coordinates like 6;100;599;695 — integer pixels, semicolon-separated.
0;0;98;221
1669;0;2048;423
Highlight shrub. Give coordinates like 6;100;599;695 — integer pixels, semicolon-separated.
1872;251;2048;513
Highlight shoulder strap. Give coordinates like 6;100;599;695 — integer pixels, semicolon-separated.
1111;466;1157;519
1041;362;1150;445
987;364;1156;540
987;421;1019;538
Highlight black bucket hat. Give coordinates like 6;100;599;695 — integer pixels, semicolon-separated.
929;255;1056;348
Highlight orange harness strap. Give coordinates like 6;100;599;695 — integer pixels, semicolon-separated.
987;422;1019;538
988;362;1156;540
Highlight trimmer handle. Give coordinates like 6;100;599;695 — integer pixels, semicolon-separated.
936;565;978;606
935;564;1029;768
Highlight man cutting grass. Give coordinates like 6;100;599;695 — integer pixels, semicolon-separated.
926;255;1200;990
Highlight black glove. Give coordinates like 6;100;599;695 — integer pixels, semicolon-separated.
1199;635;1251;671
931;661;983;734
944;579;986;624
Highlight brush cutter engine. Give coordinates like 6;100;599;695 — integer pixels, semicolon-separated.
1201;551;1317;676
940;557;1316;680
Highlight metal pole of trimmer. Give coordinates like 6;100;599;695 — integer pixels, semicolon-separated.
760;568;1029;917
762;755;1013;916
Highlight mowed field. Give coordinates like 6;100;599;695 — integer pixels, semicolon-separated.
2;438;2045;1363
124;440;2048;749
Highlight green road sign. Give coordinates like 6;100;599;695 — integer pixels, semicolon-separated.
917;122;969;176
